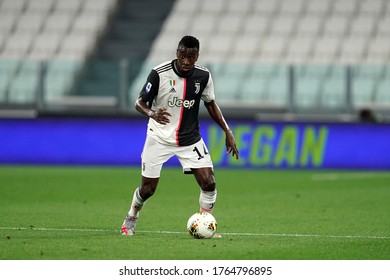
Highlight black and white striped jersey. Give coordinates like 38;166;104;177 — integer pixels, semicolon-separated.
139;59;215;146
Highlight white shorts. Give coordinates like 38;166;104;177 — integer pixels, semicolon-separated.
141;135;214;178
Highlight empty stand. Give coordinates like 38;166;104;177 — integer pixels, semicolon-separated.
25;0;56;14
365;36;390;64
0;0;117;103
337;36;368;65
320;66;346;109
295;15;323;37
27;33;62;60
42;12;74;35
1;0;390;115
7;61;40;103
140;0;390;112
285;36;314;64
44;60;83;100
0;0;26;13
0;32;34;59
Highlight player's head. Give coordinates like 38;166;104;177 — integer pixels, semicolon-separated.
178;35;200;51
176;35;199;75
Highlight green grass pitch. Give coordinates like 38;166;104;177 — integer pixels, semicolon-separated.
0;166;389;260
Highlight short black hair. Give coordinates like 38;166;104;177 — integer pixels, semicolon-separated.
178;35;200;50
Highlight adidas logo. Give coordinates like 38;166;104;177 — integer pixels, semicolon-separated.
169;88;176;93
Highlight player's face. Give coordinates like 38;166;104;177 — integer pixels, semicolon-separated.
176;46;198;75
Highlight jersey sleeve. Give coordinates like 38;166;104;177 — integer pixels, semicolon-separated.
139;69;159;105
201;72;215;103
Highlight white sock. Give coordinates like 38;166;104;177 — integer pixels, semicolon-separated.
199;190;217;213
127;187;145;219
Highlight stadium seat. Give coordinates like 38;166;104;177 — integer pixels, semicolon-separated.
295;15;323;37
55;33;95;61
241;75;269;102
225;0;253;15
365;36;390;64
294;65;330;108
241;14;270;37
322;15;350;38
187;14;217;37
0;0;26;13
43;12;73;34
338;37;368;65
376;80;390;104
0;32;34;59
285;36;314;64
320;67;346;109
349;15;376;37
83;0;116;14
213;75;240;102
0;13;18;34
266;76;289;106
54;0;83;13
311;36;341;64
295;77;321;108
0;60;20;100
172;0;200;13
27;33;62;60
44;60;82;100
14;13;46;35
229;35;261;63
358;0;385;15
257;36;288;63
253;0;279;15
242;64;288;106
215;14;243;35
376;16;390;36
352;78;376;107
279;0;306;15
7;61;41;103
305;0;332;15
71;12;107;35
160;13;192;34
333;0;358;15
25;0;56;14
269;15;297;37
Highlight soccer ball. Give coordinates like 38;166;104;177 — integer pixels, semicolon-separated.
187;211;217;239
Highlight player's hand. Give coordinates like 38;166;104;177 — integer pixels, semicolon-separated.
225;130;239;160
150;107;171;125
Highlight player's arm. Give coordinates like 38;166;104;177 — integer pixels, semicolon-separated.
204;100;239;159
135;98;171;125
135;70;171;124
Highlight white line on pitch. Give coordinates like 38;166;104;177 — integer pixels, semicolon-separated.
1;226;389;240
311;172;390;181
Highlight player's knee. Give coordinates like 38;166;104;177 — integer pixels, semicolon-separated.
200;177;216;192
139;185;156;200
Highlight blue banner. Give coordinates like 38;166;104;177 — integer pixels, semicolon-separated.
0;118;389;169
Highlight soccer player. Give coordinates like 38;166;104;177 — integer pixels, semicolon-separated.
121;35;239;237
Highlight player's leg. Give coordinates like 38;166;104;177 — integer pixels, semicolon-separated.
121;177;159;235
192;167;221;238
192;167;217;213
121;136;171;235
177;138;216;212
177;138;222;238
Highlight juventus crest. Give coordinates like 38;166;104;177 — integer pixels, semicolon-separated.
194;82;201;94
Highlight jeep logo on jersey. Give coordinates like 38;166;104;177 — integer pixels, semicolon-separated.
168;97;195;109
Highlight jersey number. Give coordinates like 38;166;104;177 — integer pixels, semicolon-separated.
193;145;209;160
